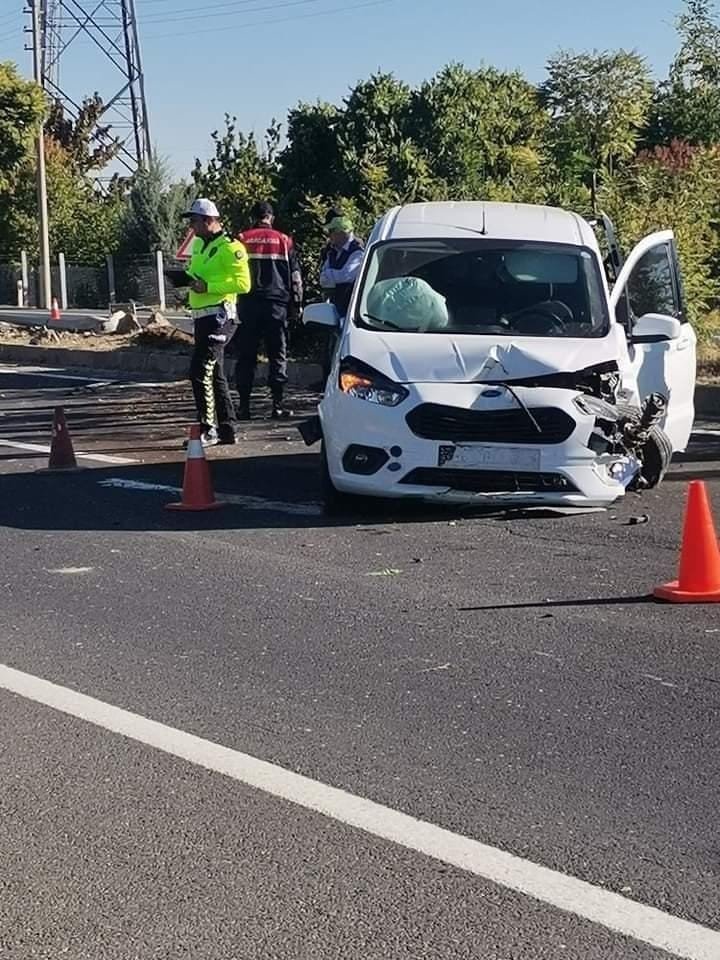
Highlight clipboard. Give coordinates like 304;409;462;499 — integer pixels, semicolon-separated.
164;268;193;288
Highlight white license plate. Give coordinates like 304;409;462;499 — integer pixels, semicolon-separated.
438;444;541;470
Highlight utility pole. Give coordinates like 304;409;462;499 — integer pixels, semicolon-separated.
28;0;52;310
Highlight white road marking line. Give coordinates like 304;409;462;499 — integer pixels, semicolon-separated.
0;439;136;465
98;478;321;516
78;380;177;390
0;365;104;383
0;662;717;960
46;567;94;574
0;365;175;389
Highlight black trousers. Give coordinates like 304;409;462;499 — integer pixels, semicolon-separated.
235;298;289;401
189;314;237;432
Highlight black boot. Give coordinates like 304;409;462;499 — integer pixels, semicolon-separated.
218;424;238;445
271;388;293;420
236;395;252;421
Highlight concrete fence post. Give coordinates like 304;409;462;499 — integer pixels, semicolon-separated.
58;252;68;310
156;249;166;312
20;250;29;307
106;254;116;307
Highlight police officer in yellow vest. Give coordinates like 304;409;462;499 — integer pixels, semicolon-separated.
182;198;251;446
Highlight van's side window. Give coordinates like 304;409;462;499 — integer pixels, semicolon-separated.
626;244;682;323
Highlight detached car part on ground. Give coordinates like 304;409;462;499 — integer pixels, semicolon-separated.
300;202;696;512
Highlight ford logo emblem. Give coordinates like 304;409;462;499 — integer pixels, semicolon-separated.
481;388;503;398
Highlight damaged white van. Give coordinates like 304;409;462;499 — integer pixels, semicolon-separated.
302;202;696;511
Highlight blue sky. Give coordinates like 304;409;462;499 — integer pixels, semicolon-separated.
0;0;687;176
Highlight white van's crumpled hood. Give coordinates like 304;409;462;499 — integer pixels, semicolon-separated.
344;326;622;384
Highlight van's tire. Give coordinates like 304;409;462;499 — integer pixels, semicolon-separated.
601;401;672;489
640;424;674;488
320;443;372;517
611;401;673;488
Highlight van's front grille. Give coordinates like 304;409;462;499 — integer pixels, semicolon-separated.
405;404;575;444
400;468;578;494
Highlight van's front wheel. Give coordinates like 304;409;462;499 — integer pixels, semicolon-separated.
640;424;674;488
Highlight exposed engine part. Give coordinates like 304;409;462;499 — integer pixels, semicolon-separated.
620;393;667;447
582;392;672;490
509;361;621;402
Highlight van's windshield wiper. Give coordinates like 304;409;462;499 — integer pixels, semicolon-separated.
359;312;403;331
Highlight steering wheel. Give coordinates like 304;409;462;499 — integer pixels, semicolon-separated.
505;300;573;335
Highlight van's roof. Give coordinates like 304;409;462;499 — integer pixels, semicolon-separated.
375;201;597;248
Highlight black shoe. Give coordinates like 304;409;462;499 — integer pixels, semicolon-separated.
218;428;238;445
271;404;293;420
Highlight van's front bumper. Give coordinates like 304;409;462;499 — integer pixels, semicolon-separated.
320;382;639;507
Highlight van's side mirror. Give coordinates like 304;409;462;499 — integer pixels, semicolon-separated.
631;313;682;343
302;302;340;329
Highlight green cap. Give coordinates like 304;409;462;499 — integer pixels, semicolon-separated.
325;215;353;233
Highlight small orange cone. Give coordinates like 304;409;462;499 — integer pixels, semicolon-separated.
49;297;61;322
43;406;80;471
654;480;720;602
166;425;223;512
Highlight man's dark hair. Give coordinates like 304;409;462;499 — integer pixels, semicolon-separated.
252;200;274;222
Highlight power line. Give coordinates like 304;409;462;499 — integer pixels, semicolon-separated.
0;27;21;43
138;0;306;5
143;0;393;40
138;0;323;24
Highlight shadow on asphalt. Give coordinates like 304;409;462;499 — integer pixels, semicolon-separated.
459;594;656;612
0;452;618;533
668;432;720;480
674;431;720;463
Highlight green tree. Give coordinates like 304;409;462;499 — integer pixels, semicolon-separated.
119;154;193;256
0;61;45;192
45;142;123;260
191;114;279;233
2;143;124;262
599;139;720;333
542;49;653;196
410;64;547;201
334;72;440;206
649;0;720;145
276;102;344;209
0;62;45;252
45;94;120;173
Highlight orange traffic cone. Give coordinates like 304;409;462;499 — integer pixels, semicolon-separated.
654;480;720;602
49;297;61;322
43;406;80;471
166;425;223;512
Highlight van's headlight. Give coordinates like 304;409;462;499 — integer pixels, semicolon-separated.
339;357;409;407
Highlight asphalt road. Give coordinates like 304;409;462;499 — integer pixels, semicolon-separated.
0;363;718;960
